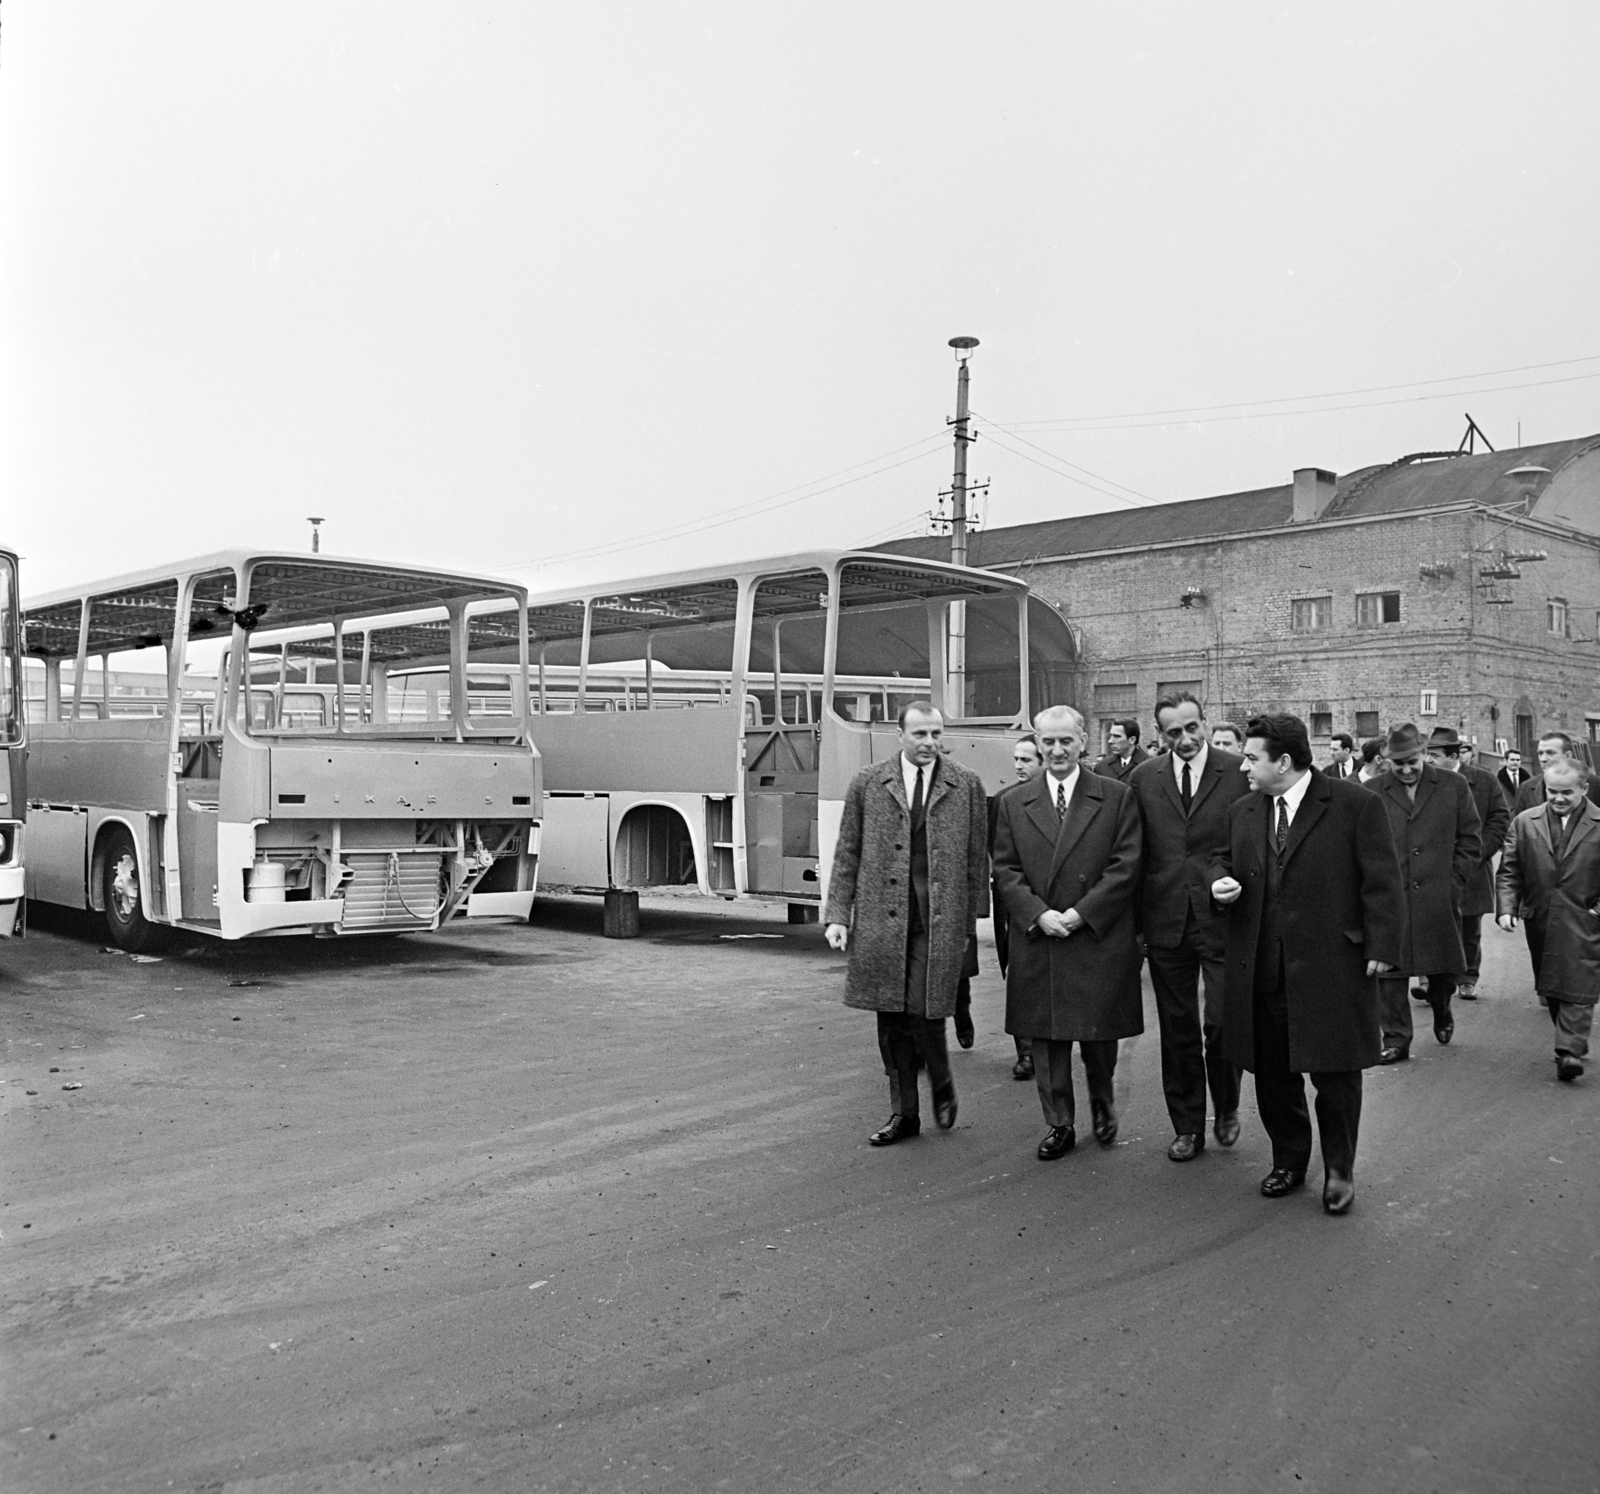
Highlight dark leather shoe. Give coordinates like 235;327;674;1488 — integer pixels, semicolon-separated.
1214;1110;1241;1148
1167;1132;1203;1162
954;1009;975;1050
1322;1171;1355;1214
1556;1055;1585;1082
1457;982;1478;1000
1260;1167;1306;1198
1036;1125;1075;1160
1410;984;1432;1004
1377;1046;1410;1065
934;1091;958;1130
1091;1099;1118;1146
1433;1010;1454;1044
1012;1052;1034;1081
869;1114;920;1147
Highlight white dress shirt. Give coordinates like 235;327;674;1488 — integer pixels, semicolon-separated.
1274;769;1313;828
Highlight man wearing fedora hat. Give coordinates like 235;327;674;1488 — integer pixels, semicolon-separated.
1424;726;1509;1001
1366;723;1482;1062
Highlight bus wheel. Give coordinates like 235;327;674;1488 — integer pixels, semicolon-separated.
102;827;162;953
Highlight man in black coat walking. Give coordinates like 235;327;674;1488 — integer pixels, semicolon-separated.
1210;714;1403;1215
1130;690;1249;1162
1367;723;1480;1059
993;705;1144;1161
1512;732;1600;815
1496;749;1531;809
1426;726;1509;1000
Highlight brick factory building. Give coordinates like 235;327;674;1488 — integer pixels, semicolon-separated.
887;434;1600;759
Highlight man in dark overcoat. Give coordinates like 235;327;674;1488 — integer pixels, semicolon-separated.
1497;760;1600;1082
1367;723;1481;1060
825;701;989;1146
1210;714;1403;1215
1425;726;1509;1001
1130;689;1249;1162
1496;749;1530;809
1092;718;1148;783
993;704;1144;1161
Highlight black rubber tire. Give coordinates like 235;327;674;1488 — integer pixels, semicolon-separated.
102;826;163;953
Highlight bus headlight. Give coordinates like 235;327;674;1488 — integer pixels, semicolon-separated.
0;822;18;865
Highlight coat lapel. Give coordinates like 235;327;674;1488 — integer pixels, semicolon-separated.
881;757;909;815
1022;773;1062;848
1410;767;1440;819
1234;791;1265;873
1049;771;1104;883
1189;752;1226;816
924;756;949;813
1562;802;1600;861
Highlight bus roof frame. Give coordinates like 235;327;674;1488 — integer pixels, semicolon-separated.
22;550;531;661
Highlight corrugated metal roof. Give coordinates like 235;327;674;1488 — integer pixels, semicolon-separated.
882;434;1600;569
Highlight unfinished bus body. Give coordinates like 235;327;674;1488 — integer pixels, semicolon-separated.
22;552;541;948
403;550;1076;910
0;546;22;938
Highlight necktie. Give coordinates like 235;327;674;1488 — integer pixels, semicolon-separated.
1551;810;1569;858
1181;762;1193;814
1275;796;1289;854
1056;778;1068;820
910;766;925;820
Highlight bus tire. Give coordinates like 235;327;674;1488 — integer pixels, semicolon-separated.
102;826;163;953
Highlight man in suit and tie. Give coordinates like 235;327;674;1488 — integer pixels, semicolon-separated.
1367;723;1481;1061
1497;760;1600;1081
1130;690;1249;1162
1424;726;1509;1001
1094;719;1149;783
1496;748;1531;809
1326;733;1357;780
825;702;990;1146
1210;714;1403;1214
993;705;1144;1161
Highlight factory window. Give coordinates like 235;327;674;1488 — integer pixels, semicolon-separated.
1547;598;1568;636
1093;683;1137;714
1354;711;1379;739
1310;712;1333;738
1355;591;1401;627
1291;596;1332;631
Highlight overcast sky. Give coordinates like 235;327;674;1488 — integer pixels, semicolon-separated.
3;2;1597;597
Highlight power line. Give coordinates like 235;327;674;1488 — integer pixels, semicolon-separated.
969;412;1155;504
975;426;1160;509
511;437;950;573
1000;355;1600;431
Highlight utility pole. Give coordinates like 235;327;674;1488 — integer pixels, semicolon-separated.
946;336;979;713
308;517;325;554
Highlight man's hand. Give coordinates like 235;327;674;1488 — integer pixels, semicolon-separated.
1497;914;1518;932
1037;909;1077;939
825;922;849;952
1365;960;1394;977
1211;876;1242;905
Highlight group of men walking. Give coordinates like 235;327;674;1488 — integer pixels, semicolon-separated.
825;694;1600;1218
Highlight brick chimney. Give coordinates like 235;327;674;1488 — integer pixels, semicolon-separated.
1291;467;1337;523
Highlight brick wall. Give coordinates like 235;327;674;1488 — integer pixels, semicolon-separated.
1022;508;1600;752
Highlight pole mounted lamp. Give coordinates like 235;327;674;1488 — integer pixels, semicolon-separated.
308;517;325;555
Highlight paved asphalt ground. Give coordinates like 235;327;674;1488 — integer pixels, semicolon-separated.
2;894;1596;1494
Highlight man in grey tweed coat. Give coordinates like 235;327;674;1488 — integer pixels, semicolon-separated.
825;701;990;1146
